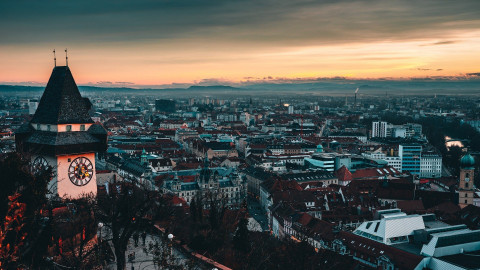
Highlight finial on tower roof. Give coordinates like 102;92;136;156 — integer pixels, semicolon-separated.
65;48;68;66
53;49;56;67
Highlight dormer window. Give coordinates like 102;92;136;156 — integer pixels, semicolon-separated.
80;124;85;131
66;125;72;132
47;125;51;131
36;124;41;130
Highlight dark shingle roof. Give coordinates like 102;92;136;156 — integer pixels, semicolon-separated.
26;131;99;146
120;159;148;177
435;230;480;248
20;129;107;156
88;123;108;134
31;66;93;124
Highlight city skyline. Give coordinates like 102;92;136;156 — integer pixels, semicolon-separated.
1;0;480;86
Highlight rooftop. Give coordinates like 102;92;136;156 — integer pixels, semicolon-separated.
31;66;93;125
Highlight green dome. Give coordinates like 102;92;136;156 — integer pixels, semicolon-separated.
460;154;475;169
316;144;323;153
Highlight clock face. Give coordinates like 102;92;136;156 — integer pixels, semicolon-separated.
465;177;470;182
32;156;49;174
68;157;94;186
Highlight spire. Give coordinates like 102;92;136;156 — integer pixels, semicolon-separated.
200;153;211;183
31;66;93;124
141;148;148;165
65;48;68;66
203;152;209;168
53;49;56;67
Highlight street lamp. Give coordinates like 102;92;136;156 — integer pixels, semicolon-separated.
98;222;104;242
167;234;174;256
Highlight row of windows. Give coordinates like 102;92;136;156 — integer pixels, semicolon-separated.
36;124;86;131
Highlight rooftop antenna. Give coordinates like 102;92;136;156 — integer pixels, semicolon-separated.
354;88;359;107
65;48;68;66
53;49;56;67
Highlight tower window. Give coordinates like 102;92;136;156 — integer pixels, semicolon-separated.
466;183;469;188
66;125;72;131
466;173;470;178
80;124;85;131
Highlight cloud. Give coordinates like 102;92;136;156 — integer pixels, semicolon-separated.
415;68;444;72
467;72;480;76
421;40;458;46
1;0;480;47
194;78;233;86
114;81;135;85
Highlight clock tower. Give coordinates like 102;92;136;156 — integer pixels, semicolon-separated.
458;153;475;208
15;65;107;199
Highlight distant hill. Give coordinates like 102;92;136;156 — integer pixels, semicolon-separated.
1;79;479;96
187;85;240;90
0;85;44;93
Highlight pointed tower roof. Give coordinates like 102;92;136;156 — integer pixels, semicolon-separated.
336;165;353;182
31;66;93;125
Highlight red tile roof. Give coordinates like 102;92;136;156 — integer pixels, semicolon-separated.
351;166;400;180
336;166;353;182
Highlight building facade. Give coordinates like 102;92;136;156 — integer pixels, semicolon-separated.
399;144;422;176
372;121;388;138
420;153;442;178
458;154;476;208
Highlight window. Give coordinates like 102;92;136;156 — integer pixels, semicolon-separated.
374;222;380;232
36;124;41;130
47;125;51;131
465;200;468;203
66;125;72;131
466;173;470;178
466;183;469;188
80;124;85;131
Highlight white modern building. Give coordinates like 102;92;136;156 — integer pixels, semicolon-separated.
354;210;425;245
305;153;335;172
420;153;442;178
352;209;480;270
372;121;388;138
362;151;402;171
288;105;294;114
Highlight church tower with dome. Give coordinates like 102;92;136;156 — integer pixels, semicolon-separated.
458;153;475;208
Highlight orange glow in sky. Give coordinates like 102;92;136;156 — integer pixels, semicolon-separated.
1;1;480;87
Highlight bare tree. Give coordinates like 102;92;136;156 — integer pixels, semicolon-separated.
95;181;157;270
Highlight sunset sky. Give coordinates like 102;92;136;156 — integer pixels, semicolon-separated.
1;0;480;87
